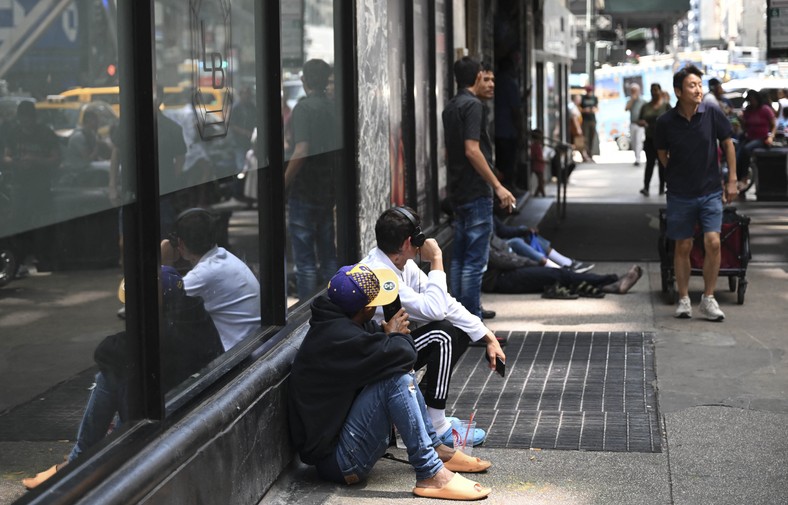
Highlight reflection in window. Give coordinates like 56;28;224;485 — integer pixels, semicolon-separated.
153;0;262;397
2;1;129;494
281;0;343;308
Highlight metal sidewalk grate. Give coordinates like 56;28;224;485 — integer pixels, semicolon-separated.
448;331;661;453
0;367;96;441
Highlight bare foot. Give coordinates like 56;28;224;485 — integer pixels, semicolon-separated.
435;443;456;462
601;265;643;294
415;466;454;489
617;264;643;293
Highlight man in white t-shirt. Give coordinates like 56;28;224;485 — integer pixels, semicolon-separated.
161;208;261;350
361;207;506;448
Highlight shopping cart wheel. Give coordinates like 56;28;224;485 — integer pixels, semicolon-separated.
728;276;737;292
737;278;747;305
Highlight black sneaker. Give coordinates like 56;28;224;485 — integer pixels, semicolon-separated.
570;261;595;274
481;308;496;320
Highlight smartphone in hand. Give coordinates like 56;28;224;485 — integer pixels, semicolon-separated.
382;295;402;322
486;354;506;377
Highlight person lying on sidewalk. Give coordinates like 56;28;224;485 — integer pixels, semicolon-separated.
494;215;595;272
288;263;493;500
361;207;506;449
22;267;224;490
482;235;643;298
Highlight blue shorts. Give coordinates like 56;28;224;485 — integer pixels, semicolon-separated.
665;191;723;240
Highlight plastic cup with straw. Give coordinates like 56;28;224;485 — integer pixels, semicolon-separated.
461;412;475;453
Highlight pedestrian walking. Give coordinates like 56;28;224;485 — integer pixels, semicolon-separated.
625;83;646;166
638;83;670;196
655;65;738;321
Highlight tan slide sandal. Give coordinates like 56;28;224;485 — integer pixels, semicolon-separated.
443;451;492;473
412;473;491;500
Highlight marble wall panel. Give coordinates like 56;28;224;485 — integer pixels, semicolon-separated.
355;0;391;253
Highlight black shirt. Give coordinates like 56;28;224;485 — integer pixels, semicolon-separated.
580;94;598;122
289;92;338;205
442;89;494;206
654;103;732;197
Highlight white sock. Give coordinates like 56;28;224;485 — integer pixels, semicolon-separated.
428;407;451;435
548;250;572;267
545;258;561;268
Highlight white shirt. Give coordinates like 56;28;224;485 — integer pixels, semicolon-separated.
362;247;488;342
184;246;261;351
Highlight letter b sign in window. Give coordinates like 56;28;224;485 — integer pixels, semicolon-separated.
189;0;233;139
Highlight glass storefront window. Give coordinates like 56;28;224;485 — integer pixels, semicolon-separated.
2;2;272;497
281;0;345;308
153;0;263;398
0;0;130;493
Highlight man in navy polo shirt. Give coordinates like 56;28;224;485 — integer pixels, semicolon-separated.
655;65;738;321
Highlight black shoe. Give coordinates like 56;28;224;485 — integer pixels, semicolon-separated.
542;283;579;299
634;161;640;167
481;308;496;320
639;188;649;196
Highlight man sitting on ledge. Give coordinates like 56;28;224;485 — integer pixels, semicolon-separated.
288;263;493;500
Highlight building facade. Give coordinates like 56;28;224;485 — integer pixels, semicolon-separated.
0;1;572;503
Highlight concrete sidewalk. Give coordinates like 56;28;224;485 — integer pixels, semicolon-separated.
259;143;788;505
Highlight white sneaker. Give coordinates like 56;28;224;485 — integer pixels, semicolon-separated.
699;295;725;321
675;296;692;319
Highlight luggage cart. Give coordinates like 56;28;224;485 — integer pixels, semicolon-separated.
658;207;751;305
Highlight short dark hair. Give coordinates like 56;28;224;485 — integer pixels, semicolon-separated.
744;89;764;108
673;65;703;91
481;61;493;73
173;208;216;256
453;57;481;89
375;207;420;254
302;59;331;91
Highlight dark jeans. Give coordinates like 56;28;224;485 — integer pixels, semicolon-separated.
411;321;470;410
492;266;618;294
69;371;127;462
643;137;665;192
449;196;493;318
326;372;443;484
736;138;765;181
287;197;338;300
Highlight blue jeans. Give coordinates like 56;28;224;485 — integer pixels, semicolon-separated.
333;372;443;483
287;197;338;300
507;235;551;264
736;138;766;181
450;197;493;318
69;372;127;462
